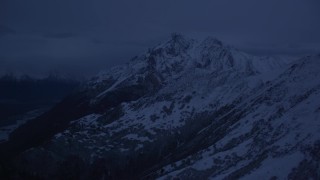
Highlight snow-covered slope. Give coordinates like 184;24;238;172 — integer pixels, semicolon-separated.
156;54;320;180
7;34;320;179
43;34;290;157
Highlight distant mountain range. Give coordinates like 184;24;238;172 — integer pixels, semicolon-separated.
1;34;319;179
0;74;80;142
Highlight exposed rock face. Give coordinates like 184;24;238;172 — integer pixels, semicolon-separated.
2;35;320;179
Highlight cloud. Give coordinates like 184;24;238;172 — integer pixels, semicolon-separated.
44;32;76;39
0;31;148;77
0;25;16;36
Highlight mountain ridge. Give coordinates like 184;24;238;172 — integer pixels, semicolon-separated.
1;35;319;179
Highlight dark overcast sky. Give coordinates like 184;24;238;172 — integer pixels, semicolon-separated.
1;0;320;77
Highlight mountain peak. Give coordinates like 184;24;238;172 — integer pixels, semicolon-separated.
169;33;188;44
101;34;290;85
201;36;223;47
154;33;193;56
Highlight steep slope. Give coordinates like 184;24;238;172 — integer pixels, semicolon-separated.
155;54;320;179
2;34;301;179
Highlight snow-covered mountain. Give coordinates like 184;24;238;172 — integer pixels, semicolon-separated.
2;34;319;179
